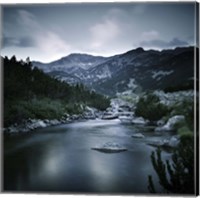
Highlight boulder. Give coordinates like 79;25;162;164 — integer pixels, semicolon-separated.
32;120;46;128
147;135;180;149
49;119;60;126
168;136;180;147
83;106;97;119
132;117;148;125
92;142;127;153
7;126;19;133
132;133;145;138
157;119;165;126
36;120;46;128
71;114;81;120
155;115;185;131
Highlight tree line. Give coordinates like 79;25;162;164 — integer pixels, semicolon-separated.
3;55;110;126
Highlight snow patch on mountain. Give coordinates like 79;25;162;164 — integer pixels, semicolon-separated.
152;70;174;80
96;66;112;79
128;78;138;90
32;47;194;96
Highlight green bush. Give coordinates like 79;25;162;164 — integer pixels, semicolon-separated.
4;98;66;126
148;134;194;194
163;80;194;93
135;93;170;121
65;103;84;115
3;56;110;126
25;98;65;119
4;102;35;126
170;99;194;131
177;126;192;136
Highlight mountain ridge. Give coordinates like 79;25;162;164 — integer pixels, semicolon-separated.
32;46;196;96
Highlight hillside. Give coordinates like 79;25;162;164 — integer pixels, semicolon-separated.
3;56;110;127
32;47;196;96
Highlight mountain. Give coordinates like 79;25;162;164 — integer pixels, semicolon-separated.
32;47;195;96
33;53;106;70
88;47;195;95
32;53;110;84
3;56;110;126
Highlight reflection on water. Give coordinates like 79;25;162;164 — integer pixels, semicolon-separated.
4;119;172;193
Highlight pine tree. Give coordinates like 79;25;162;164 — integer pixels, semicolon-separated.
148;134;195;194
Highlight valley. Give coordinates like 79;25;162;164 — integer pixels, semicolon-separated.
2;2;198;195
3;46;197;195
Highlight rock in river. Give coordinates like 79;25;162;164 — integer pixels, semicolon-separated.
147;135;180;149
155;115;185;131
91;142;127;153
132;117;148;125
132;133;145;138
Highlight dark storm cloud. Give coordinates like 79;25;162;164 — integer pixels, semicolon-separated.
3;36;36;48
1;2;196;62
140;38;189;49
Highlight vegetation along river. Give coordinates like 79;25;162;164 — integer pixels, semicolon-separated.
4;119;173;194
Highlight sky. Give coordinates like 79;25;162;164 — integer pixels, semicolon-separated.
1;2;197;62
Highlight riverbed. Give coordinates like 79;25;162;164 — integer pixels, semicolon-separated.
3;119;173;194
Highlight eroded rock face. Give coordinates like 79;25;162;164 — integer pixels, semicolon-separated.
153;90;194;106
155;115;185;132
91;142;127;153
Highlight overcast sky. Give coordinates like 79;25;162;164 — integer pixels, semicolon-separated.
1;2;197;62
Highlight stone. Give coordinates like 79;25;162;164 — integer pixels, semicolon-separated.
132;133;145;138
7;126;19;133
49;119;60;126
157;119;165;126
168;136;180;147
91;142;127;153
132;117;148;125
155;115;185;131
147;135;180;149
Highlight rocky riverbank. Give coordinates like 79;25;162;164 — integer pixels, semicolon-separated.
3;106;103;134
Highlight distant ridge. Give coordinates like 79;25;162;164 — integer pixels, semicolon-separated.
32;46;195;96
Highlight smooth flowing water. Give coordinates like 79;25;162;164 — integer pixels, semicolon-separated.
4;119;173;194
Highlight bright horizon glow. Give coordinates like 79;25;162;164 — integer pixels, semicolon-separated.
2;45;195;63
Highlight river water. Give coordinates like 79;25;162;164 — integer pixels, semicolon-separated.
4;119;173;194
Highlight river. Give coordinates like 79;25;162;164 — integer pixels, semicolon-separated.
3;119;173;194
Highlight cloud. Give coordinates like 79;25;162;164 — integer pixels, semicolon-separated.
89;9;122;49
90;19;120;48
3;36;36;48
36;31;70;53
132;4;147;15
18;10;40;30
3;9;71;59
140;37;189;49
168;38;189;46
141;30;160;41
104;8;127;21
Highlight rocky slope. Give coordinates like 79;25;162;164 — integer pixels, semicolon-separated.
32;46;196;96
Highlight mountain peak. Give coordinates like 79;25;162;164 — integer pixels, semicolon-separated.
32;46;194;96
135;47;145;53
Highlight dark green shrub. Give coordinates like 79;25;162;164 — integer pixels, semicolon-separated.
171;99;194;131
3;56;110;126
135;93;170;121
164;80;194;93
65;103;84;115
4;98;66;126
148;134;194;194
